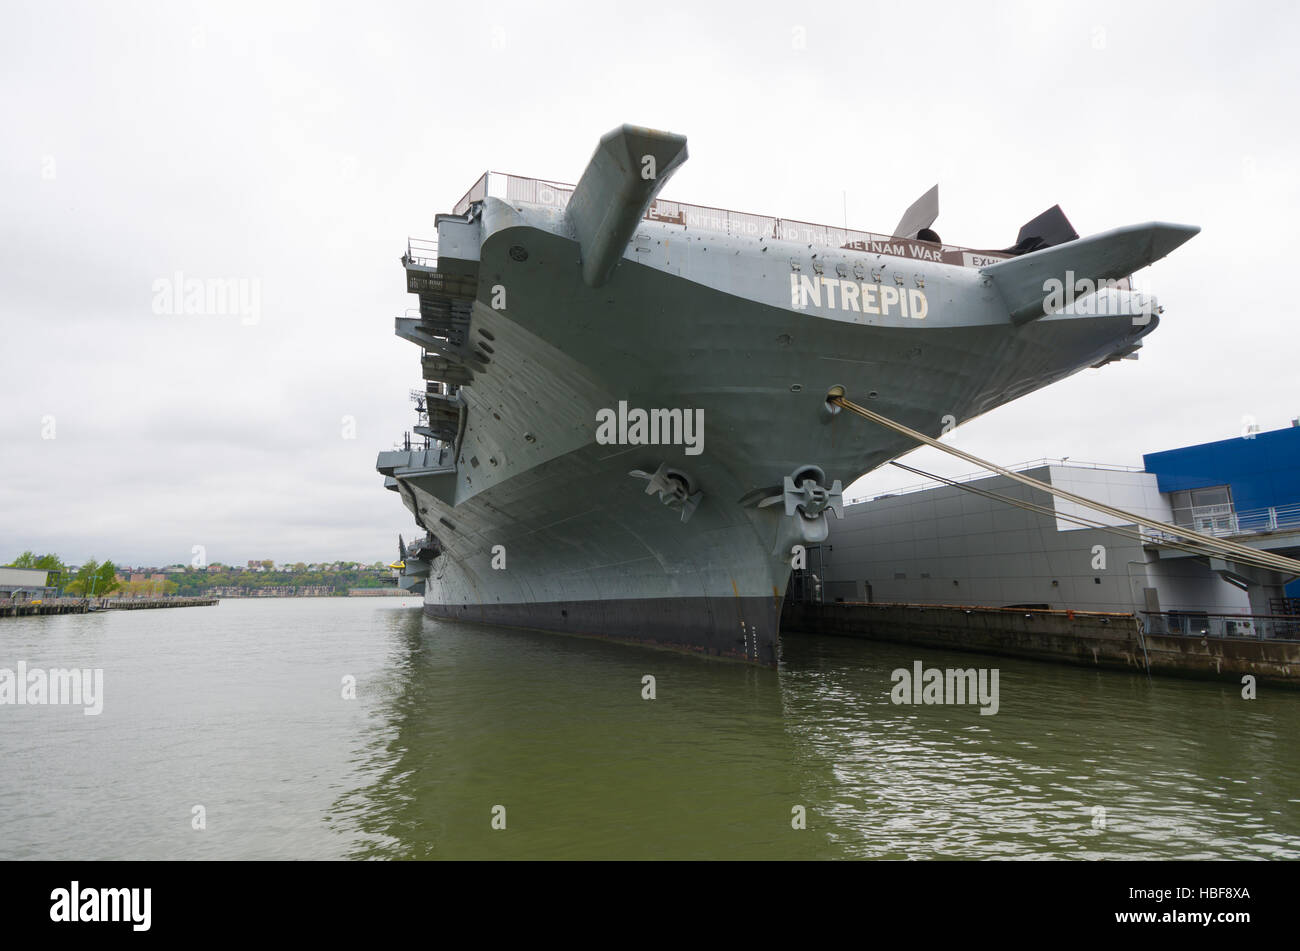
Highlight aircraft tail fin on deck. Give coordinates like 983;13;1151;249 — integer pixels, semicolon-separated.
892;184;939;239
567;124;688;289
982;222;1200;325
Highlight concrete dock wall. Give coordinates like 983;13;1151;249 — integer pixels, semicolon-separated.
781;601;1299;686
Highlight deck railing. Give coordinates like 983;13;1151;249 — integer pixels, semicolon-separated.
449;170;1017;267
1232;502;1300;534
405;237;439;269
1144;502;1300;543
1141;611;1300;641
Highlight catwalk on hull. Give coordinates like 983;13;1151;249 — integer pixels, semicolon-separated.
377;124;1198;665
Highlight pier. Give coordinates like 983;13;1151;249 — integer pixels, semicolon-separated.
0;597;89;617
0;596;218;617
97;597;218;611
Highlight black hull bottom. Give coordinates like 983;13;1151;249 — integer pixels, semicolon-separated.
423;595;781;666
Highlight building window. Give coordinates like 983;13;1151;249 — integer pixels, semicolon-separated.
1170;485;1236;534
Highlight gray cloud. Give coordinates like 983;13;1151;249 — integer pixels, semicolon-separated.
3;0;1297;564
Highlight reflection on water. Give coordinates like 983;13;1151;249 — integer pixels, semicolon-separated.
342;615;1300;860
337;615;826;859
778;636;1299;859
2;599;1296;859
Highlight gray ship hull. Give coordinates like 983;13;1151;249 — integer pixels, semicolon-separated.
424;596;780;664
380;128;1192;665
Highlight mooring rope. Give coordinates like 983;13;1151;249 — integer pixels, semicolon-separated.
886;461;1287;571
830;395;1300;577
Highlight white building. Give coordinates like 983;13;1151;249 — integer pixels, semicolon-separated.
0;567;58;601
807;444;1300;639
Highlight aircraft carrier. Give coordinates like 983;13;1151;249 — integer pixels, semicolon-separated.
377;124;1197;665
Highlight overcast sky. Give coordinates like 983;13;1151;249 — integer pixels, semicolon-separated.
3;0;1297;566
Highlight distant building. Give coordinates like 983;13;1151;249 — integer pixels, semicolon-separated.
810;424;1300;638
0;567;58;601
206;585;336;598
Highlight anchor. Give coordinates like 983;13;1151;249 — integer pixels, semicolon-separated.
756;465;843;544
629;463;704;523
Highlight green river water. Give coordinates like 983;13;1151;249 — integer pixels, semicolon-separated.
2;598;1296;860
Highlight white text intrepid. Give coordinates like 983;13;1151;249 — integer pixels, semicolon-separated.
790;274;928;318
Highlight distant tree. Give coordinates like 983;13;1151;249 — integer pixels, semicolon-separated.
65;560;99;596
125;576;163;598
6;552;63;589
261;559;275;570
62;559;120;596
7;551;65;573
94;561;120;597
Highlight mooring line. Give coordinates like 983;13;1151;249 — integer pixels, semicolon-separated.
830;395;1300;577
